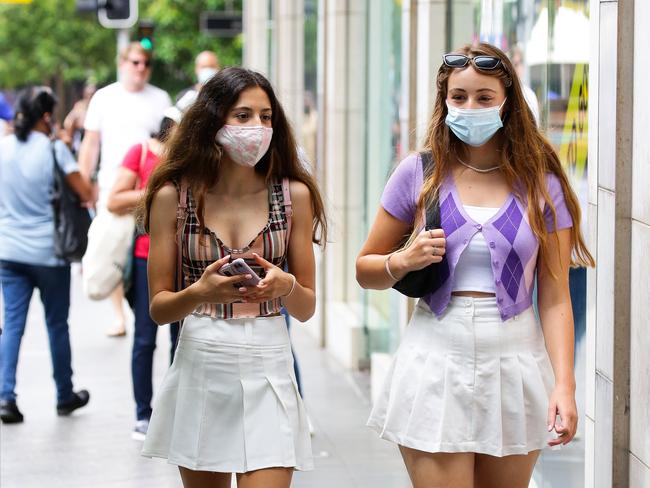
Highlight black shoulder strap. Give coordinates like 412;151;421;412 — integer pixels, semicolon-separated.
420;150;433;176
419;151;440;230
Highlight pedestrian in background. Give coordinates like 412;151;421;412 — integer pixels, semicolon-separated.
63;81;97;155
140;67;327;488
175;49;220;104
357;43;594;488
78;42;171;338
106;113;179;440
0;86;93;423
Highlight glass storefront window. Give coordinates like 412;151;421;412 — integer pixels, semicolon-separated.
303;0;318;168
362;0;404;356
452;1;590;486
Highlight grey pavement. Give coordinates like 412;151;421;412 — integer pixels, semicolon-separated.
0;267;410;488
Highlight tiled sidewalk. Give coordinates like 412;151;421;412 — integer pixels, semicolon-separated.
0;269;410;488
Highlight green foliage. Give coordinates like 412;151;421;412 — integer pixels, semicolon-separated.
0;1;115;88
141;0;243;98
0;0;243;98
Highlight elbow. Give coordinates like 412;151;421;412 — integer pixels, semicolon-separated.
355;258;370;289
294;307;315;323
148;305;166;326
106;195;118;213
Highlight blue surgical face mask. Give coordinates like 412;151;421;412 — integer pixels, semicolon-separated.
445;99;506;147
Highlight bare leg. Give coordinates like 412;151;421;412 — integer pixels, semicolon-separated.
236;467;293;488
399;445;474;488
106;283;127;337
178;467;232;488
473;450;540;488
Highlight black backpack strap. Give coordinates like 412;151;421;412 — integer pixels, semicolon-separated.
418;151;440;230
419;150;433;176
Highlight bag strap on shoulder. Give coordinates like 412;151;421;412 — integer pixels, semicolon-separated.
176;181;189;293
281;177;293;245
420;150;433;175
419;151;440;230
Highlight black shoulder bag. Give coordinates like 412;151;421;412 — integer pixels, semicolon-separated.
51;142;92;262
391;151;444;298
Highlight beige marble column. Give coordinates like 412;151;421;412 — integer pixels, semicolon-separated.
586;1;650;486
319;0;368;368
243;0;270;74
272;0;304;130
629;0;650;486
415;0;448;143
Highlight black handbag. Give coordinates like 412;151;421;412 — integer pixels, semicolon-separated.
51;142;92;262
391;151;445;298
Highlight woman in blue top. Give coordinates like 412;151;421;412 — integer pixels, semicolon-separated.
0;86;93;424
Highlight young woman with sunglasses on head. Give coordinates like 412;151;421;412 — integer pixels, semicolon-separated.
139;67;327;488
356;43;594;487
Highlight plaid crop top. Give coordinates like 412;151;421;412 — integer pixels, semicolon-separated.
176;178;293;320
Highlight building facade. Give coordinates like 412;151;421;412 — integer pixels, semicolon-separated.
242;1;650;486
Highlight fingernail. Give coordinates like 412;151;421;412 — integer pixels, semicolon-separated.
548;424;553;431
245;274;252;279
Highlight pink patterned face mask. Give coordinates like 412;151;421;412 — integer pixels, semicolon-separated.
215;125;273;167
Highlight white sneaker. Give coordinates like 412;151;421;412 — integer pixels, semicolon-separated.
132;419;149;441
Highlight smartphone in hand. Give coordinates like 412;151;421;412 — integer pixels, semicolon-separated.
218;258;261;287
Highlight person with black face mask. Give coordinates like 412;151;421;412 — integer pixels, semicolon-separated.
0;86;93;424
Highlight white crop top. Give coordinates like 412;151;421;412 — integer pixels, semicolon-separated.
452;205;500;294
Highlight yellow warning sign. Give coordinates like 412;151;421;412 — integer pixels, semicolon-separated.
559;63;588;180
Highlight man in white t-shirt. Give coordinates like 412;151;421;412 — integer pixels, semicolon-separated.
77;43;170;340
79;42;171;208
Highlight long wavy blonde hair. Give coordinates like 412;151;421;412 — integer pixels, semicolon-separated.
413;43;593;271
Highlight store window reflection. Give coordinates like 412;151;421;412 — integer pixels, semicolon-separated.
302;0;318;170
363;0;404;358
453;1;590;486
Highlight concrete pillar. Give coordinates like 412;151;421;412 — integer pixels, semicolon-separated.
586;0;650;486
272;0;304;130
243;0;270;74
320;0;368;368
415;0;448;144
628;0;650;485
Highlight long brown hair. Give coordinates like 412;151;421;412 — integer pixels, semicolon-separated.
141;67;327;245
416;43;593;270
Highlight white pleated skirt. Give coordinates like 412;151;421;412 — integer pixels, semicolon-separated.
141;314;313;473
367;296;555;457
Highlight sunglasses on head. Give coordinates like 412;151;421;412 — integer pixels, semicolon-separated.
442;54;501;71
129;58;151;68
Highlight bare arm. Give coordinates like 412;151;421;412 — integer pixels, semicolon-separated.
106;168;142;215
63;105;80;134
147;183;246;325
77;130;100;179
242;181;319;322
64;171;93;203
537;228;578;446
277;181;317;322
356;206;446;289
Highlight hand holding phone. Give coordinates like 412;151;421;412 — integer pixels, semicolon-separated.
217;258;261;288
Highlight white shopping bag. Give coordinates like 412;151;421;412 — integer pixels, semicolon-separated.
81;211;135;300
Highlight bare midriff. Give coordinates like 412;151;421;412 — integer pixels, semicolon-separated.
451;291;496;298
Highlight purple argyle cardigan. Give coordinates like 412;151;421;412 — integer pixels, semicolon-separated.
381;153;573;321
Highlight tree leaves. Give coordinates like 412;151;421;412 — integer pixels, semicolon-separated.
0;0;243;98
